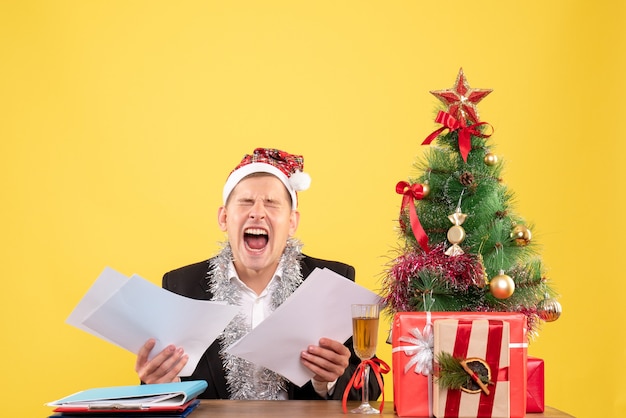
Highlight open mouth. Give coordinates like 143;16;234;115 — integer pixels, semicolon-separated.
244;228;269;250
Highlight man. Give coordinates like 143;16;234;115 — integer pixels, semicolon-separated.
135;148;382;400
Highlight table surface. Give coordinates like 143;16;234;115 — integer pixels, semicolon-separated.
189;400;574;417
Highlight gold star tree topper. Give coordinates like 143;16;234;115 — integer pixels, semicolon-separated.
430;68;492;125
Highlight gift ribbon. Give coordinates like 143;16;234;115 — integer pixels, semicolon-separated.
422;110;492;163
341;358;390;414
477;320;506;418
509;342;528;349
396;181;429;253
391;323;433;375
444;320;505;418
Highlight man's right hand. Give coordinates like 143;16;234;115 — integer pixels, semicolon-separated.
135;338;189;384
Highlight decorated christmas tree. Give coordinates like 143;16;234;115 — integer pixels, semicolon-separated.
381;68;561;339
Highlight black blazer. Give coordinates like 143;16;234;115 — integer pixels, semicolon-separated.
162;254;383;400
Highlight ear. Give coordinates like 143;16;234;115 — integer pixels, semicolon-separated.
217;206;228;232
288;210;300;236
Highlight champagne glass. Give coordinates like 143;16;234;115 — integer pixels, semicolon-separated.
351;304;380;414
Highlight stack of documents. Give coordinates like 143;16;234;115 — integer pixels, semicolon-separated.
46;380;207;417
66;267;240;376
65;266;381;387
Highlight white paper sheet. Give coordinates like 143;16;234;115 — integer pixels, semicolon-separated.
225;267;381;387
66;266;129;345
66;267;239;376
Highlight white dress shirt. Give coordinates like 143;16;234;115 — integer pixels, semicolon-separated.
228;262;335;398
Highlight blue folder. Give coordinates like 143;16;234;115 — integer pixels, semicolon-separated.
47;380;207;410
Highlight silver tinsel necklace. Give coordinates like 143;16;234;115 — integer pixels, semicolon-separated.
208;238;304;399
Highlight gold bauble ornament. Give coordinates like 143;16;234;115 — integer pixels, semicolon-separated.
489;270;515;299
422;181;431;198
484;153;498;166
537;296;562;322
510;224;532;246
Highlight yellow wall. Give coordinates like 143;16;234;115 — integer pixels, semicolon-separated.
2;1;623;417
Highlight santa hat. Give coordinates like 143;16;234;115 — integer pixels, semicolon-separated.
223;148;311;209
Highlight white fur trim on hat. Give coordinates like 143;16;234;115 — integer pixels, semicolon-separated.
288;170;311;192
222;162;309;210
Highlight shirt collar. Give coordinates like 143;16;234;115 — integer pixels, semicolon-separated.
227;261;282;296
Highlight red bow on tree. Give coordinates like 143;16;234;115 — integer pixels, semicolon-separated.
422;111;492;163
396;181;429;253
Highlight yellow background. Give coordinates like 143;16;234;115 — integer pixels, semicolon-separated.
1;1;623;417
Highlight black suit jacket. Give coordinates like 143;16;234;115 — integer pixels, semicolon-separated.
162;254;383;400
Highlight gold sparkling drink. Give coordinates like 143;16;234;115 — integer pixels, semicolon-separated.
350;304;380;414
352;316;379;360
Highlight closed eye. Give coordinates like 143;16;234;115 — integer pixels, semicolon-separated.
263;198;281;208
236;198;255;206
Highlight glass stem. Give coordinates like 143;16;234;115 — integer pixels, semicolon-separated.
361;363;371;406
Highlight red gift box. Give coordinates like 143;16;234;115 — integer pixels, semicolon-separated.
433;319;510;418
526;357;544;413
392;312;527;418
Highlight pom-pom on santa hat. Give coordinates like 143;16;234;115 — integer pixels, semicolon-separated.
223;148;311;210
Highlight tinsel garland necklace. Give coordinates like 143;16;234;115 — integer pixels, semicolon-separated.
208;238;305;399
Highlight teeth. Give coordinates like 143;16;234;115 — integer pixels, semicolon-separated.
244;228;267;236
